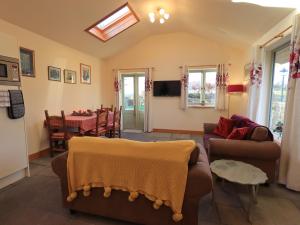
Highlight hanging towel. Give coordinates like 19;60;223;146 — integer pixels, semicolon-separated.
7;90;25;119
0;91;10;107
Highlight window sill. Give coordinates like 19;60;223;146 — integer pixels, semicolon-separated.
188;105;215;109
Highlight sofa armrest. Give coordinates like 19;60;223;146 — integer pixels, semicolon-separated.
209;138;281;160
51;152;68;180
185;146;212;200
203;123;218;134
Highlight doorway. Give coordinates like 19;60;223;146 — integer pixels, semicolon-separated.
121;72;145;131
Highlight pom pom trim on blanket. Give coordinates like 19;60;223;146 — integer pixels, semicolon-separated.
67;185;184;222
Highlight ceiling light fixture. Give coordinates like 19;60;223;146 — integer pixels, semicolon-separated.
148;8;170;24
231;0;300;9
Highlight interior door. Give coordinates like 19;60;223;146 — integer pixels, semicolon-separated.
122;73;145;131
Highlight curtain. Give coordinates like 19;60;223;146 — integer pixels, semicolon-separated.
144;68;153;132
247;47;262;121
279;14;300;191
114;70;121;108
247;46;269;125
215;64;228;111
180;65;188;110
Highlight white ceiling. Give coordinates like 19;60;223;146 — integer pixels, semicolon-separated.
0;0;293;59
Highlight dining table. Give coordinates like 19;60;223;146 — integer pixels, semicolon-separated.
65;113;97;134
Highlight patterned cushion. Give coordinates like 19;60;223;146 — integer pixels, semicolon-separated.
51;132;72;140
89;127;107;135
107;123;120;128
213;117;235;138
227;127;249;140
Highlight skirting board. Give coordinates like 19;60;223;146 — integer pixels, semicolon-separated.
152;129;203;135
0;169;26;190
28;148;50;161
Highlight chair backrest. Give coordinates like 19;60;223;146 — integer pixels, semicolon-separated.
44;110;68;138
113;106;122;128
100;104;113;112
60;110;68;138
96;108;108;131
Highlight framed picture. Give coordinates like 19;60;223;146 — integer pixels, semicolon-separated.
48;66;61;81
64;69;76;84
20;47;35;77
80;63;91;84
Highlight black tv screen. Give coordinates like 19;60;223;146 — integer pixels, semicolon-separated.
153;80;181;97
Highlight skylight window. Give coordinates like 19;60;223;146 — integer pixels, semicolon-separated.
86;3;139;42
97;6;130;30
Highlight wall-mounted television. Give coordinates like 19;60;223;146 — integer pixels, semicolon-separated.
153;80;181;97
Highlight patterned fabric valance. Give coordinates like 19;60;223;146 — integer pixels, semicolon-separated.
290;30;300;79
114;75;121;92
250;63;263;86
216;64;229;87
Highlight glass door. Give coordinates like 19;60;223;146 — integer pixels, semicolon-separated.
269;43;290;139
122;73;145;131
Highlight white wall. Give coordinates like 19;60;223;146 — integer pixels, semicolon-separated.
0;18;104;154
103;32;248;131
253;10;298;47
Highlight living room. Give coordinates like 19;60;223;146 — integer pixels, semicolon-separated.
0;1;300;225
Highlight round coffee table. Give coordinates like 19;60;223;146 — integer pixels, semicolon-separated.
210;160;268;222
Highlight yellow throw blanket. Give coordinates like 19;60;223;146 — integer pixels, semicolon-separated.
67;137;196;222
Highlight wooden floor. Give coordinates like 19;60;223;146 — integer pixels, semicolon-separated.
0;132;299;225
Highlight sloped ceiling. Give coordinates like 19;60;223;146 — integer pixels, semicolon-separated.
0;0;293;59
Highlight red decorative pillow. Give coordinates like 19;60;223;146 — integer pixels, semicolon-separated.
213;117;235;138
227;127;249;140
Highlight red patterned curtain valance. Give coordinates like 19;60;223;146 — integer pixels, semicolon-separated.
216;64;229;87
290;36;300;79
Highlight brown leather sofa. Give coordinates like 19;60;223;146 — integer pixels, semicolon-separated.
51;144;212;225
203;116;281;183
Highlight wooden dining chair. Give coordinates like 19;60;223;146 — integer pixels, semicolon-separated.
108;106;122;138
87;108;108;137
100;104;113;112
44;110;72;157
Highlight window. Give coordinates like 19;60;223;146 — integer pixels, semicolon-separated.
86;3;139;42
269;43;290;140
188;67;217;107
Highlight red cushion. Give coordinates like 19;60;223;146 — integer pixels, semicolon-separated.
213;117;235;138
227;127;249;140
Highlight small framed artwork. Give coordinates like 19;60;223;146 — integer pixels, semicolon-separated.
80;63;91;84
48;66;61;81
64;69;76;84
20;47;35;77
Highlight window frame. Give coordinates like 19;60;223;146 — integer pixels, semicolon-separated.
267;42;290;140
85;3;139;42
187;67;217;108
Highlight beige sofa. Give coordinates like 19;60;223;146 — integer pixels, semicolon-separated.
203;115;281;182
52;144;213;225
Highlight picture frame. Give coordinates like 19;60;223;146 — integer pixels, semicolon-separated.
20;47;35;77
48;66;61;82
80;63;91;84
64;69;76;84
